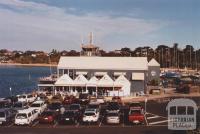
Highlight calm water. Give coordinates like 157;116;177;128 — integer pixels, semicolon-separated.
0;65;56;98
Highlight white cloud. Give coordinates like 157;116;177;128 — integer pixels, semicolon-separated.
0;0;167;51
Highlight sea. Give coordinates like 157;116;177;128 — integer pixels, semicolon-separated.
0;65;56;98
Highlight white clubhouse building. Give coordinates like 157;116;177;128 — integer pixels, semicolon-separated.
38;34;160;96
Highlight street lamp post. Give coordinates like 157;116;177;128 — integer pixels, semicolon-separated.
145;98;147;114
9;87;12;97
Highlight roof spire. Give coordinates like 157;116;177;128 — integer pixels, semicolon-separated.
89;32;93;45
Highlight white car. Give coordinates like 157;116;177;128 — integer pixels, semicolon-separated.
96;96;105;104
18;94;36;103
82;109;100;123
106;111;120;124
30;100;47;114
15;109;38;126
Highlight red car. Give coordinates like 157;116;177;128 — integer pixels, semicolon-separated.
63;95;77;105
128;107;145;124
112;96;122;105
39;111;58;124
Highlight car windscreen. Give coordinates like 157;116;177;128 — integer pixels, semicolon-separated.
19;96;26;99
16;113;27;119
0;112;5;117
107;104;119;110
42;112;53;116
69;105;79;110
14;103;23;108
49;103;61;109
129;103;141;108
107;112;118;117
79;94;88;99
88;104;99;109
84;112;95;116
27;95;33;98
130;109;141;115
63;111;74;116
31;103;41;107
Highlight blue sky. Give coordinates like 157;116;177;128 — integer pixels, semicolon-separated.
0;0;199;51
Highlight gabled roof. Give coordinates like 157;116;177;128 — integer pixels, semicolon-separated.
73;74;88;86
98;74;114;87
148;58;160;66
87;76;99;87
58;56;148;70
114;75;130;87
55;74;74;86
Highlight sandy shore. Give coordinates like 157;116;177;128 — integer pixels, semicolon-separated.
0;63;57;67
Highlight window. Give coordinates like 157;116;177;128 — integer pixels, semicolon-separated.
187;106;194;115
28;113;32;117
170;106;176;115
177;106;186;115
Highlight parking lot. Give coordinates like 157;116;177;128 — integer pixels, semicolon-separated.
0;99;170;128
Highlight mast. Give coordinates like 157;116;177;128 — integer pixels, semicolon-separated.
89;32;93;45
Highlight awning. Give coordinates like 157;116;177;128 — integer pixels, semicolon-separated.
38;84;54;87
76;71;88;75
87;76;99;87
132;73;144;80
94;72;107;76
114;75;130;87
114;72;126;76
55;74;74;86
73;74;88;86
98;74;114;87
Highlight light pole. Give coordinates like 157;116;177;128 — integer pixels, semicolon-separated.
9;87;12;97
145;98;147;114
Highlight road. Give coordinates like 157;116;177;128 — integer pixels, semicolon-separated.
0;125;187;134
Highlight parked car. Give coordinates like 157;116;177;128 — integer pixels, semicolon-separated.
128;107;145;124
63;95;76;105
0;109;16;125
48;102;63;113
0;100;12;109
69;104;82;113
13;102;29;111
87;102;100;111
30;100;47;114
129;102;143;109
38;110;58;124
4;96;18;104
46;92;53;100
112;96;122;105
59;110;80;124
18;94;36;103
15;109;38;126
79;93;90;105
36;94;49;103
106;111;120;124
96;96;105;104
48;95;63;104
82;109;100;123
106;102;120;113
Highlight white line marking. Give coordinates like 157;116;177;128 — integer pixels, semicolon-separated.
53;121;58;128
32;121;39;127
7;123;14;127
146;112;167;119
149;120;169;125
147;116;160;119
76;122;79;127
145;115;148;126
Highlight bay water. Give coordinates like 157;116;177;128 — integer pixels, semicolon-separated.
0;65;56;98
